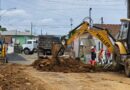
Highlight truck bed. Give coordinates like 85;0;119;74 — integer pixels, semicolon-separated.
37;35;61;58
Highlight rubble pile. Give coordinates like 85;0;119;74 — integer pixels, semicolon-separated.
32;57;94;73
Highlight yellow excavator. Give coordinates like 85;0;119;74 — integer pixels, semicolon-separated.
66;22;114;53
53;18;130;77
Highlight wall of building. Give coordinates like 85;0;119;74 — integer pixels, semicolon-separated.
73;38;80;57
73;33;95;58
72;32;109;63
12;35;32;46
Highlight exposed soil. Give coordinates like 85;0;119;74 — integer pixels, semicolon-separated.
25;66;130;90
0;63;130;90
0;63;45;90
32;57;95;73
0;54;129;90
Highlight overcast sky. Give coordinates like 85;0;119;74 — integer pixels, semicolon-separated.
0;0;127;35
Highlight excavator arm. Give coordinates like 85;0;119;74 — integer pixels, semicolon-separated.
53;21;115;58
66;21;115;53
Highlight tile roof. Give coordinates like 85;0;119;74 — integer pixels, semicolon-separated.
94;24;121;37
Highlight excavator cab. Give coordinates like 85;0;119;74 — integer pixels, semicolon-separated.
119;19;130;54
113;19;130;77
116;19;130;54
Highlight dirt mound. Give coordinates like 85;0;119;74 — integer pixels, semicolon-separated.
0;64;31;90
0;64;45;90
32;57;94;73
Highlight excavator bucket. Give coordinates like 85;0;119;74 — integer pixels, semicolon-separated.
51;42;63;58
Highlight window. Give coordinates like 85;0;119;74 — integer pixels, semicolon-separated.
27;41;32;44
33;40;37;43
118;22;129;40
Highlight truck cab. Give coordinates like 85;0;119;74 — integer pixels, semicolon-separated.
22;39;38;55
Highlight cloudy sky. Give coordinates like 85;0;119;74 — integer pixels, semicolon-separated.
0;0;127;35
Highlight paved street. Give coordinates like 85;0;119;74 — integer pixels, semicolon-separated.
7;53;37;65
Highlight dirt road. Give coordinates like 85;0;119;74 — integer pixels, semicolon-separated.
0;63;130;90
3;54;130;90
7;53;37;65
24;67;130;90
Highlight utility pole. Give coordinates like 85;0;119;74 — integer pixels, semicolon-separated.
89;8;92;24
70;18;74;50
101;17;104;24
101;17;104;49
0;0;1;11
0;0;1;27
30;22;33;38
70;18;73;30
41;28;42;35
128;0;130;18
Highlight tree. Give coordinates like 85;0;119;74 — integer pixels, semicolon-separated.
0;27;7;31
0;25;7;31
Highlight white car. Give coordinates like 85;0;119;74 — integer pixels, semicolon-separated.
22;39;38;55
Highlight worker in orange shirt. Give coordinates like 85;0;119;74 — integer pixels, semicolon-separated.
98;48;104;65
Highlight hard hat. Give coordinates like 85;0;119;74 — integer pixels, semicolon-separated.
91;46;94;49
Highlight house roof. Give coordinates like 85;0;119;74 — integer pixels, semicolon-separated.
93;24;121;37
0;30;32;36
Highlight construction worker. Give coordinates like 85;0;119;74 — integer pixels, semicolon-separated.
106;49;111;64
90;46;96;66
98;48;104;65
1;42;8;63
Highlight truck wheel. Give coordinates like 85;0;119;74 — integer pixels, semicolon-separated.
4;57;8;63
24;49;30;55
112;58;122;71
2;57;8;64
125;59;130;77
30;51;34;55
